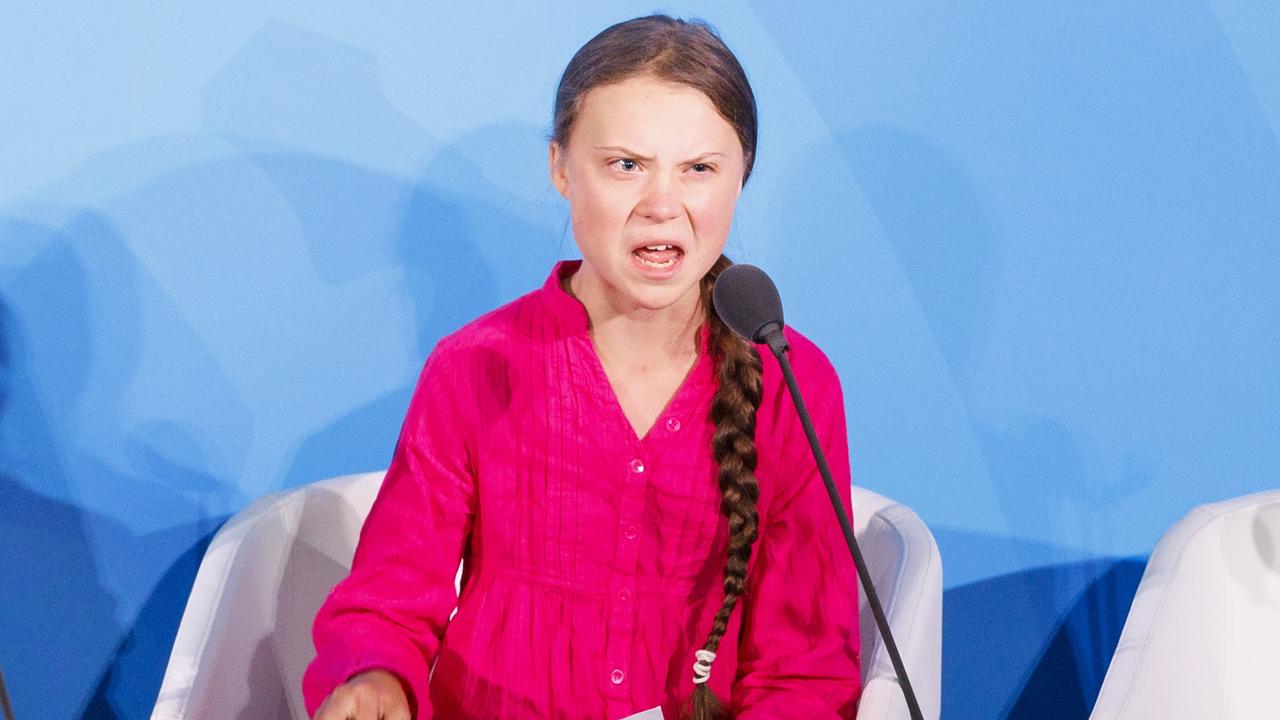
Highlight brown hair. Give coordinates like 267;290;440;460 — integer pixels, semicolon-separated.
552;14;758;184
553;15;763;720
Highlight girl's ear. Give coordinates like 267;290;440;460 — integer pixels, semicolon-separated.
549;142;569;199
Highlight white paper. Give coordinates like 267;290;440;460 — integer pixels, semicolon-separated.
619;706;665;720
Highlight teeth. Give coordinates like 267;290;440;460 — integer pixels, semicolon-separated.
638;256;677;268
643;244;674;251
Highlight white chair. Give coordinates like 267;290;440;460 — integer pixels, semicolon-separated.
152;472;383;720
152;473;942;720
852;487;943;720
1090;490;1280;719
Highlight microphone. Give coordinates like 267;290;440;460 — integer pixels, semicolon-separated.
710;263;788;356
712;263;925;720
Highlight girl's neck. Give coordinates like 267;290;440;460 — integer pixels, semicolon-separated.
564;266;703;367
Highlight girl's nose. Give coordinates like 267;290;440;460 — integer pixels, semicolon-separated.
636;174;681;222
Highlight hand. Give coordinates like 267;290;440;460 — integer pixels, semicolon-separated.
314;669;412;720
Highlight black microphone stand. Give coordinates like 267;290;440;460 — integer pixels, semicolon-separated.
761;331;925;720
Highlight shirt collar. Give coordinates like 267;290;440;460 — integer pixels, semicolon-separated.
542;260;591;335
540;260;714;355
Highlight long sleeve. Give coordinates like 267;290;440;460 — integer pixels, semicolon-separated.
302;346;477;720
731;350;862;719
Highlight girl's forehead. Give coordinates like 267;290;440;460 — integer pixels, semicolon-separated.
571;76;741;153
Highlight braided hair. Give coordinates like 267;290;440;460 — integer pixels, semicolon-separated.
552;15;762;719
685;255;764;720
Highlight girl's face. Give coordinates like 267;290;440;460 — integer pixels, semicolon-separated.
550;74;746;318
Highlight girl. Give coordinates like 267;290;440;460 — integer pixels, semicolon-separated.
305;14;860;720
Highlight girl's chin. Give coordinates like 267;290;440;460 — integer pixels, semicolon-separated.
575;256;708;314
619;277;703;313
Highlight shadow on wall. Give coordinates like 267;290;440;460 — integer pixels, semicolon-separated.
0;474;120;720
965;417;1150;720
940;530;1145;720
830;126;1153;719
279;129;561;488
82;526;224;720
836;125;996;382
192;5;564;492
1005;558;1144;719
0;216;240;720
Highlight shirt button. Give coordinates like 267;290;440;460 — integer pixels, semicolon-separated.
611;668;625;685
666;417;681;432
618;588;632;602
624;524;639;540
629;458;645;474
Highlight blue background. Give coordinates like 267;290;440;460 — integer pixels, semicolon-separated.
2;2;1277;718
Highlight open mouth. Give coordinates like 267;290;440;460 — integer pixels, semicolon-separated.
631;243;684;269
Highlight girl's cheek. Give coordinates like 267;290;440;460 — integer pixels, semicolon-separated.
693;196;733;225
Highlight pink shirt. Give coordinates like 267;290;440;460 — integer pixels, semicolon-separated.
303;261;861;719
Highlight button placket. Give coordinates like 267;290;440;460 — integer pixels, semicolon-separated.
604;452;647;700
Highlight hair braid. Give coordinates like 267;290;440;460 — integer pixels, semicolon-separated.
685;255;764;720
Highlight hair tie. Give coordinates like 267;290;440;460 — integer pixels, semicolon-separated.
691;649;717;685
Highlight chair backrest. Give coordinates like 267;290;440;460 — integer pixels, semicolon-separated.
154;475;942;719
851;486;943;720
1090;490;1280;719
153;472;383;720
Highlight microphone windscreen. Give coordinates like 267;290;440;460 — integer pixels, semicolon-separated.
712;263;785;343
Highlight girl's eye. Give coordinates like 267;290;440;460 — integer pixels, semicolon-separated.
691;163;713;174
613;159;639;172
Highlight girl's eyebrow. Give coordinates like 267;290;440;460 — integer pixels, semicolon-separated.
594;145;653;161
594;145;726;164
685;152;726;163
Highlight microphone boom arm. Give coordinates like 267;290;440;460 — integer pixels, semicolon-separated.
767;333;925;720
